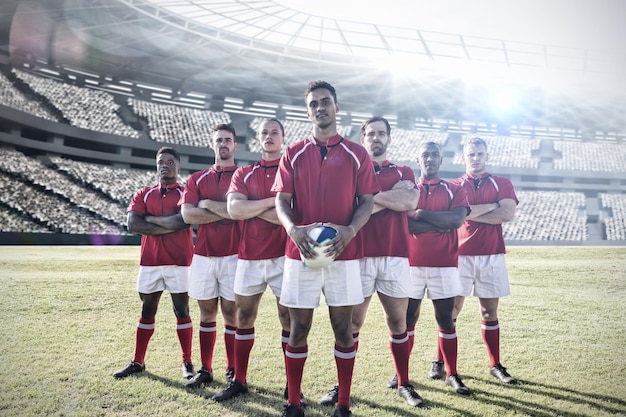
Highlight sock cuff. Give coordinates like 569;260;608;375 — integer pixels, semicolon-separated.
236;327;255;336
199;322;217;332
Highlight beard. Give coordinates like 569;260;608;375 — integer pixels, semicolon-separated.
371;143;387;157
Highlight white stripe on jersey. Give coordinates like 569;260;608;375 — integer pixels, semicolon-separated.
339;142;361;169
290;141;313;168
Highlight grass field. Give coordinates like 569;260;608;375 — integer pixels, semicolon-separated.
0;246;625;417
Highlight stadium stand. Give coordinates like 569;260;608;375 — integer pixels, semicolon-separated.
0;71;625;243
600;193;626;240
0;171;122;235
128;98;231;146
0;72;57;122
385;129;448;162
13;69;140;138
0;203;53;233
554;141;626;173
452;134;541;168
50;156;189;207
503;191;588;241
0;147;127;226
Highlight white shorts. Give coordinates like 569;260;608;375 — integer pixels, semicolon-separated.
458;254;511;298
188;254;238;301
234;257;285;297
136;265;190;294
359;256;410;298
280;258;364;309
409;266;463;300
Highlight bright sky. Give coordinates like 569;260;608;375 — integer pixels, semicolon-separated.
284;0;626;52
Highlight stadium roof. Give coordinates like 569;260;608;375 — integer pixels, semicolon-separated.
1;0;625;131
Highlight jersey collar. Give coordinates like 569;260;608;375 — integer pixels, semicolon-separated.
259;158;280;168
463;172;490;180
212;164;238;173
372;160;392;173
309;134;343;147
158;182;180;190
420;177;442;185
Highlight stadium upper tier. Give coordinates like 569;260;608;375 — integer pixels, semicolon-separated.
1;68;625;174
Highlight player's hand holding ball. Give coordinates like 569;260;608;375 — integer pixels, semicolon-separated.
299;224;338;268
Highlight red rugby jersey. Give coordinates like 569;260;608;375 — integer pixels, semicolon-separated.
228;159;287;260
128;182;193;267
180;165;241;257
452;173;519;256
272;135;380;261
362;161;415;258
408;177;469;268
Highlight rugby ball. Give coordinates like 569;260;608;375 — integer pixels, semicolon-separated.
300;225;338;269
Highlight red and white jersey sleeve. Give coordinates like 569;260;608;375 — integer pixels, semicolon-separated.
272;135;380;261
128;183;193;267
180;166;241;257
408;178;469;267
453;173;519;256
228;160;287;260
362;161;415;258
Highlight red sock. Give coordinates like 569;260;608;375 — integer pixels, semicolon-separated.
233;327;255;384
439;328;458;377
133;317;155;364
199;321;216;372
407;326;415;355
176;316;193;363
282;330;290;383
224;324;237;370
352;332;360;352
335;344;357;409
435;318;455;361
482;320;500;367
281;330;290;355
285;344;307;407
390;331;410;386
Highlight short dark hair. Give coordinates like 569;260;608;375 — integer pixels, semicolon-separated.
418;141;442;153
360;116;391;137
213;123;236;138
464;136;488;150
156;146;180;161
304;80;337;104
259;117;285;137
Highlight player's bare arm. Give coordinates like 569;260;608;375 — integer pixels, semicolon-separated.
407;217;446;234
373;181;419;213
197;198;231;219
410;206;468;230
144;212;189;231
275;191;323;259
127;211;178;235
180;202;225;225
465;202;498;220
227;192;275;220
470;198;516;224
257;207;281;225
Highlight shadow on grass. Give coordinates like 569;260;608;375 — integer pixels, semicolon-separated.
352;381;482;417
142;372;298;416
137;372;626;417
463;375;626;416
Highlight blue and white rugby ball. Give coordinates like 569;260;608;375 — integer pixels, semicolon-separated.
301;225;338;268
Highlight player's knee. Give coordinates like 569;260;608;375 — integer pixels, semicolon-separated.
172;304;190;319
